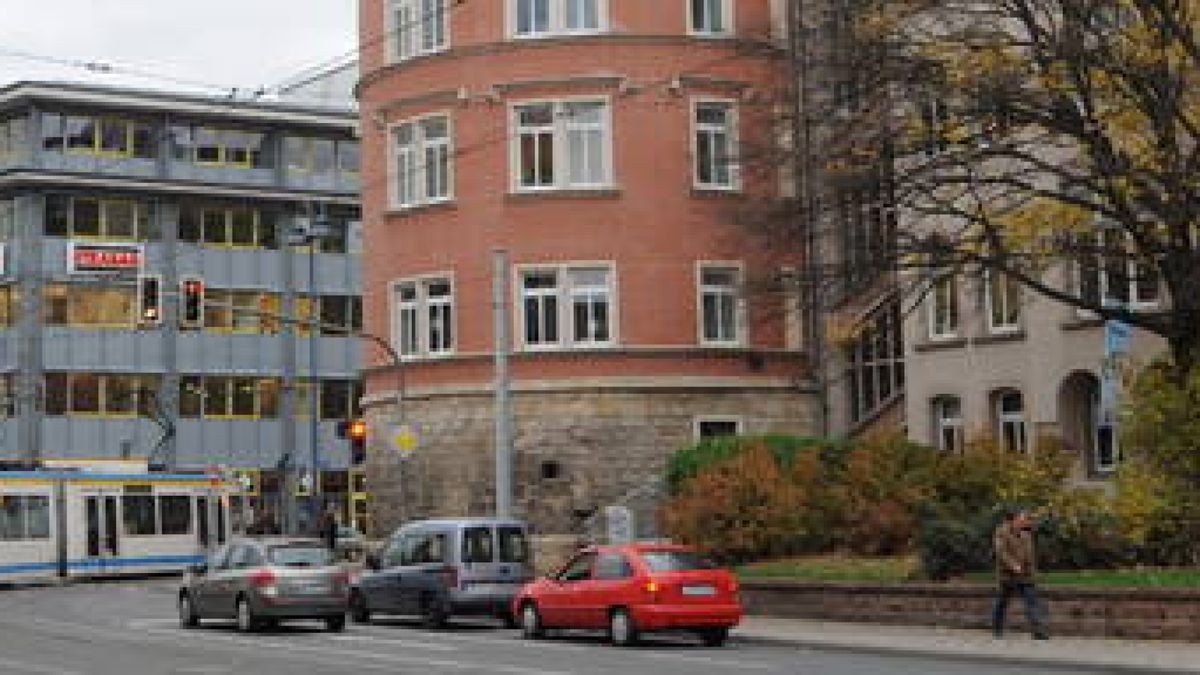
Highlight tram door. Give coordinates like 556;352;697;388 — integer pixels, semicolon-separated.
84;495;120;565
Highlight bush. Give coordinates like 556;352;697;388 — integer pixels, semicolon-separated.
838;433;936;555
665;434;846;495
916;514;994;581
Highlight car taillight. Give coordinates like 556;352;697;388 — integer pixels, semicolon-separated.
249;568;277;591
439;566;459;590
728;578;739;594
331;569;350;587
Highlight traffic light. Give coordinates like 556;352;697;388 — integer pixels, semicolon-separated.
180;276;204;329
138;274;162;325
347;419;367;465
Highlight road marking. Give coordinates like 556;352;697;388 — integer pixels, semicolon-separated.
0;658;84;675
328;633;458;651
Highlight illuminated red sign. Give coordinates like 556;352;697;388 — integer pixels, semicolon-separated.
68;243;144;274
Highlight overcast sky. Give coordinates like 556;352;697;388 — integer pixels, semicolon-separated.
0;1;358;95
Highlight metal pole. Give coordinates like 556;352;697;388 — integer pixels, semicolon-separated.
492;249;512;518
307;209;321;533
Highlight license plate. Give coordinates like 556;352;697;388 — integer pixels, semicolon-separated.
470;583;515;594
681;585;716;596
291;583;330;595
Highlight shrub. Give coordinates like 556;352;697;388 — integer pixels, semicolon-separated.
916;514;994;580
838;433;936;555
665;434;846;495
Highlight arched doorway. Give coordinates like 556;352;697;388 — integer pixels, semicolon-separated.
1058;371;1114;477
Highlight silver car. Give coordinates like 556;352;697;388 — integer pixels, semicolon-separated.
178;538;349;632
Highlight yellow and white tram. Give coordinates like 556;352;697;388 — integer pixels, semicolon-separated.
0;461;230;582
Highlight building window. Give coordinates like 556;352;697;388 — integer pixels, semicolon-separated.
42;113;154;159
170;124;269;168
512;0;604;37
689;0;732;35
927;271;959;339
847;298;905;424
43;196;155;241
995;390;1027;453
391;276;455;358
693;101;737;189
512;100;611;191
0;116;28;163
389;0;447;62
285;137;356;177
695;417;741;440
42;284;137;328
178;204;276;249
392;114;452;208
987;271;1022;333
932;396;963;453
698;265;742;345
43;373;158;417
177;376;281;419
520;265;614;349
1077;229;1160;310
319;295;363;336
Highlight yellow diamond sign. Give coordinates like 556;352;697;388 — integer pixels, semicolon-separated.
390;424;418;455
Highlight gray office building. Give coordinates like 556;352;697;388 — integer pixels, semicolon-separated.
0;81;363;532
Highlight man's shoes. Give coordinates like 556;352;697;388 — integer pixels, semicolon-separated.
992;629;1003;639
1033;632;1050;640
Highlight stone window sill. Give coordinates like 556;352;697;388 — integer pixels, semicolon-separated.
506;187;622;202
386;200;457;217
914;337;968;352
973;330;1027;346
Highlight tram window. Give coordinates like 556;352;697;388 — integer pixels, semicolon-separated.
122;495;157;535
208;544;232;570
159;496;191;535
25;496;50;539
0;496;22;540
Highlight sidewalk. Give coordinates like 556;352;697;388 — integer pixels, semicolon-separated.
735;616;1200;673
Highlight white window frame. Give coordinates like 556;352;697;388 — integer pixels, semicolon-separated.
691;99;739;191
516;262;617;350
697;262;745;346
388;113;453;209
927;270;959;340
387;0;449;64
995;389;1028;454
692;416;743;441
1076;229;1161;315
509;97;613;193
687;0;734;36
507;0;608;38
985;270;1022;334
933;396;963;453
390;273;455;359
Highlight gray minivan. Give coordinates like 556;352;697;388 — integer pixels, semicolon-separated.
350;518;532;627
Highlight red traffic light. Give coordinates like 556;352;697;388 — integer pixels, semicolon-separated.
182;279;204;294
347;419;367;441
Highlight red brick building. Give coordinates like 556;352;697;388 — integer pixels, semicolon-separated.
357;0;816;536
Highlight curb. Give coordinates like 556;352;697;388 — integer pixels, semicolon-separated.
732;631;1197;674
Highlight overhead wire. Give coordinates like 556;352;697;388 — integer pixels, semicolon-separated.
0;46;238;95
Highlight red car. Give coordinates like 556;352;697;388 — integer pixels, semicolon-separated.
511;543;741;647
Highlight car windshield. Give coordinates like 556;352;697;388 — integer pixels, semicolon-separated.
268;545;333;567
638;550;717;572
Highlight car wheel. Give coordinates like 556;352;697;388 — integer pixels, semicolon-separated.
178;593;199;629
698;627;729;647
235;596;259;633
419;593;448;629
501;610;520;629
608;608;638;647
519;601;544;639
349;591;371;624
325;614;346;633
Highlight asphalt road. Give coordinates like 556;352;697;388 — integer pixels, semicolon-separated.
0;579;1096;675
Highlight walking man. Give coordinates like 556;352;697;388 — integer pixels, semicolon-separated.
992;508;1049;639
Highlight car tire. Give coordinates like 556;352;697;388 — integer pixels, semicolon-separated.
501;610;520;629
608;608;638;647
325;614;347;633
235;596;259;633
178;593;199;629
349;591;371;624
419;593;448;629
519;601;544;639
698;627;729;647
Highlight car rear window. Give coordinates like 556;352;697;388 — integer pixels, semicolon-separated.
269;545;333;567
498;526;529;564
638;550;717;572
462;526;495;563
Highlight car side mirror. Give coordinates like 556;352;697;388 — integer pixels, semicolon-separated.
365;552;381;571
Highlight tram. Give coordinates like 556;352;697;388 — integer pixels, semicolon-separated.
0;460;231;582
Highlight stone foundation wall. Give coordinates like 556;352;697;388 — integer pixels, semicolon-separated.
363;385;816;538
742;579;1200;641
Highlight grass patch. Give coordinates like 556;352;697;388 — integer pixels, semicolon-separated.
737;554;918;582
966;567;1200;587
